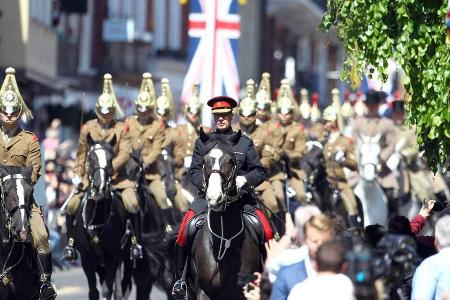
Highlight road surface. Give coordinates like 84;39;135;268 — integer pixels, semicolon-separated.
53;266;167;299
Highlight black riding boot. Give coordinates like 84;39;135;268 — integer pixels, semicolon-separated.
172;244;189;299
130;214;143;260
162;208;176;233
62;214;78;261
37;253;57;300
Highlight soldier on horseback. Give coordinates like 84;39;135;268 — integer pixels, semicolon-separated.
274;79;308;205
235;80;284;219
63;74;141;260
321;103;359;226
172;84;211;213
124;73;167;258
172;96;273;298
0;67;56;299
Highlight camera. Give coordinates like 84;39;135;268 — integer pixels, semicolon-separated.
343;233;417;300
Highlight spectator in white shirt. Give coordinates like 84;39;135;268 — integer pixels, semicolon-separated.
288;239;355;300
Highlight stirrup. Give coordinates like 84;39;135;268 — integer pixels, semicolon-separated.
39;278;57;300
130;236;143;260
172;279;188;300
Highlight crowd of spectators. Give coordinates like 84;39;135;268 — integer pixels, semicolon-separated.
242;200;450;300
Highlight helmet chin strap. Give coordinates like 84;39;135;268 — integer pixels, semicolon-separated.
0;105;22;126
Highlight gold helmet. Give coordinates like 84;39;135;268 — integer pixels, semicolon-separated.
239;79;257;117
276;79;297;114
341;100;355;119
299;89;311;120
135;72;156;113
156;78;174;119
323;105;338;122
0;67;33;123
96;73;124;118
184;83;202;115
255;72;272;111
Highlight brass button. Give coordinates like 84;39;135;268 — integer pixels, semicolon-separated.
3;159;6;163
187;142;191;146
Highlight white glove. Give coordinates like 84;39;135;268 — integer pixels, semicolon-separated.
236;176;247;189
72;176;82;187
334;150;346;163
184;156;192;169
386;152;401;171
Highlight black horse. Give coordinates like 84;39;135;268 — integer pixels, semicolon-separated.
170;133;263;300
121;151;174;300
301;140;364;224
0;165;40;299
72;135;128;300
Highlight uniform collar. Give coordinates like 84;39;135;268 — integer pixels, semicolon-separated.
215;127;234;135
4;128;23;149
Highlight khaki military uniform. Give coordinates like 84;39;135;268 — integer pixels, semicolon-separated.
172;124;212;212
395;124;434;201
126;116;168;210
0;128;50;254
306;122;328;144
323;133;358;215
274;122;307;204
67;119;136;215
235;123;283;212
352;117;396;189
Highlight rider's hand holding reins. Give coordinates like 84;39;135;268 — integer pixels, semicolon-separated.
236;176;247;190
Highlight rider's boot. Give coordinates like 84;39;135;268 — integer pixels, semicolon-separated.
172;244;189;299
162;208;176;233
130;213;143;260
348;215;360;228
62;214;78;261
37;253;57;300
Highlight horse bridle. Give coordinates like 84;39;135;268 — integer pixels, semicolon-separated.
203;158;238;209
87;144;112;198
0;174;31;238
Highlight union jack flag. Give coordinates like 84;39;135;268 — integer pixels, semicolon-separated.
181;0;240;124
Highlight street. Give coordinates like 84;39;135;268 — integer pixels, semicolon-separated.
53;267;166;300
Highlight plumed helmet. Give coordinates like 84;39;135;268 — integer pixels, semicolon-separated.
255;72;272;111
276;79;297;114
299;88;311;120
0;67;33;122
135;72;156;113
96;73;124;118
238;79;257;116
156;78;174;118
184;83;202;114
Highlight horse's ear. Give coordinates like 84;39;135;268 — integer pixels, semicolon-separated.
109;135;117;148
86;133;94;146
229;130;241;145
199;127;209;143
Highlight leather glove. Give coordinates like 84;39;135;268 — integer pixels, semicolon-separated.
236;176;247;190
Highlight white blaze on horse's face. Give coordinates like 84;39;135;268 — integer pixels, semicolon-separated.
358;133;382;181
15;179;26;237
206;148;224;206
94;148;107;192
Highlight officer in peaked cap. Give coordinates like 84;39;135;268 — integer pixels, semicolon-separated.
0;67;57;299
172;94;272;298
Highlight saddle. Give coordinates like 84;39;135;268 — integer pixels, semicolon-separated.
186;209;267;255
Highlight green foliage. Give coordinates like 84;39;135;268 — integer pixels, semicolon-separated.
321;0;450;170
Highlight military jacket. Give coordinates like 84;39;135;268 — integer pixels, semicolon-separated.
323;133;357;183
278;121;307;179
0;128;41;184
173;123;212;180
188;129;267;192
307;122;328;144
352;116;397;188
74;119;131;189
125;116;165;181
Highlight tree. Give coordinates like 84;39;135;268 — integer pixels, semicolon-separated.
321;0;450;170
